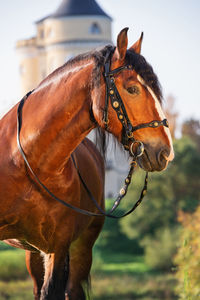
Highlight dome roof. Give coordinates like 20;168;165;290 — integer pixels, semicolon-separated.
36;0;111;23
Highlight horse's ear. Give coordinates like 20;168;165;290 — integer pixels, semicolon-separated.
115;27;129;61
129;32;143;54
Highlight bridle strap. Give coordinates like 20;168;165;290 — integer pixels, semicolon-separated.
103;54;169;151
16;91;148;219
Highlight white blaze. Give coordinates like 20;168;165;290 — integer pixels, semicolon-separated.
137;75;174;161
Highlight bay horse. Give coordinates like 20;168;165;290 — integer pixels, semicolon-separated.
0;28;174;300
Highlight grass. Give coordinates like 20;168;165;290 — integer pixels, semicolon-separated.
0;249;28;281
92;273;176;300
91;252;177;299
0;280;33;300
92;253;151;275
0;247;177;300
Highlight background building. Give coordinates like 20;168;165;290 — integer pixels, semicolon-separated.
16;0;112;94
16;0;129;198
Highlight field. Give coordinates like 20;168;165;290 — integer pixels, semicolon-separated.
0;246;177;300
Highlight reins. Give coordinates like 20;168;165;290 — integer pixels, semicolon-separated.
16;50;168;218
17;92;148;218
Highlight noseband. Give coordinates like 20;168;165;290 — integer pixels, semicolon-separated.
103;52;169;157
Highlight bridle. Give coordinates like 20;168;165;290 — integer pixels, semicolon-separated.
16;50;169;219
103;51;169;157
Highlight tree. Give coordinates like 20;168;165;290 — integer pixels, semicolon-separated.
174;208;200;299
173;118;200;299
119;132;200;269
182;118;200;151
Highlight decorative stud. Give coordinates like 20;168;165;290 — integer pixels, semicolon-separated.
110;89;114;95
125;178;130;184
120;188;126;196
130;160;137;167
154;121;158;127
113;101;119;108
143;189;147;196
127;132;133;138
119;114;123;120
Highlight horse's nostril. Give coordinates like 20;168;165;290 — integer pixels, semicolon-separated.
158;147;170;168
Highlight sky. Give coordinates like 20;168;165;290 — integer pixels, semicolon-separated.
0;0;200;126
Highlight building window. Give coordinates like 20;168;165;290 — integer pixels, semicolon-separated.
39;29;44;39
89;23;101;34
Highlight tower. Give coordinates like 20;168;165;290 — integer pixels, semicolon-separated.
16;0;112;95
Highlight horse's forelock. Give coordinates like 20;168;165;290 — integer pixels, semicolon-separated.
125;50;163;103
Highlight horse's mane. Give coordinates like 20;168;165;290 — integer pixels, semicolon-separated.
38;45;163;159
40;44;162;103
69;45;163;101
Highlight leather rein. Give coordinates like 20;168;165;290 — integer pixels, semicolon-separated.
16;51;169;219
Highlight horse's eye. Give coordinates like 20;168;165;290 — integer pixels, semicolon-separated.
127;86;140;95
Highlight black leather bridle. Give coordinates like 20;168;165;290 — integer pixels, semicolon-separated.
103;52;169;158
16;51;169;219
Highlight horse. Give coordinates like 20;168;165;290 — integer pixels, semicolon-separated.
0;28;174;300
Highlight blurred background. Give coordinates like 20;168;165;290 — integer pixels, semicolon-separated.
0;0;200;299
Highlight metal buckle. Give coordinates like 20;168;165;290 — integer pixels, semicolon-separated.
130;141;144;158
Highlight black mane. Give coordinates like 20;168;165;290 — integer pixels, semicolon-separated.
42;44;162;104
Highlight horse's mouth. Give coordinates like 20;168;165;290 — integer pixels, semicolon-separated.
137;149;153;172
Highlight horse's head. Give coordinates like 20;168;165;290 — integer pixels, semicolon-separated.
92;28;174;172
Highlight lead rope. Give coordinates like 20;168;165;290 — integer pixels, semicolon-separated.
17;92;148;219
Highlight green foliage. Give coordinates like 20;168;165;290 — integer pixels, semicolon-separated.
95;209;142;255
119;134;200;270
174;208;200;299
181;118;200;152
0;250;28;281
92;251;151;275
142;227;180;271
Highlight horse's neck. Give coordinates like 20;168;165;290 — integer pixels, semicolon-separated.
19;61;96;172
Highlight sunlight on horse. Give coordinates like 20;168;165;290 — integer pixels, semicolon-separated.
0;28;174;300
